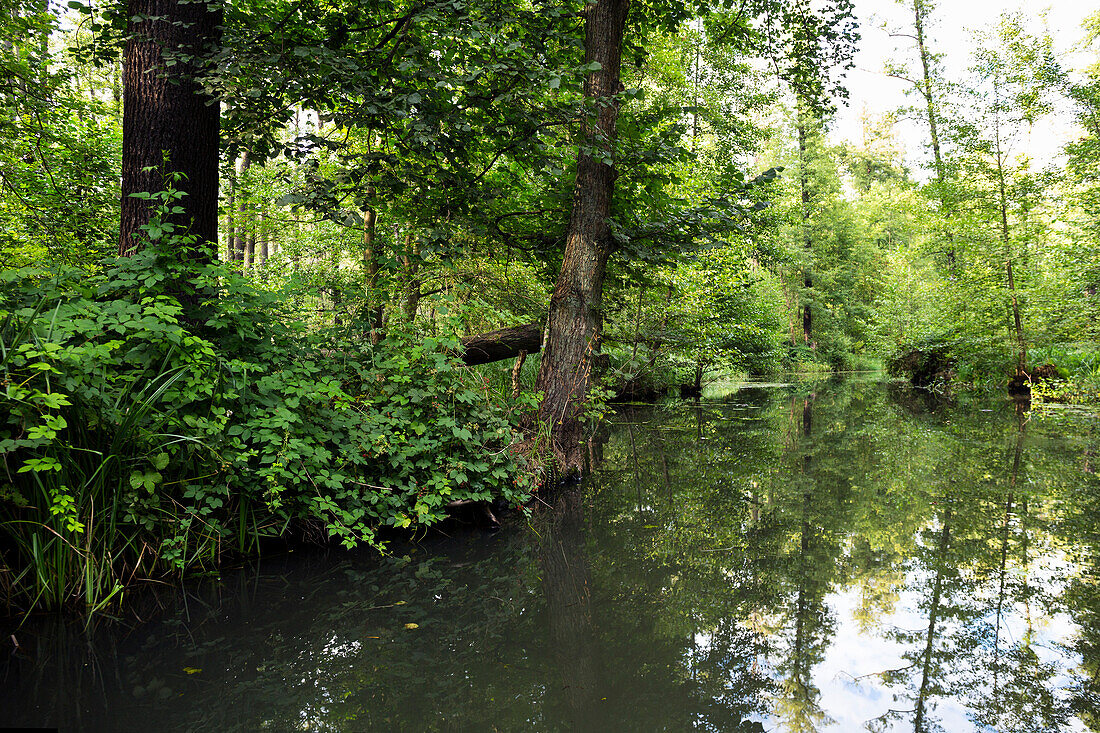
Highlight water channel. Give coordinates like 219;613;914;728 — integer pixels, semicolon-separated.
3;378;1100;731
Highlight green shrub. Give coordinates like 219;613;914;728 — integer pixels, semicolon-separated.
0;195;535;612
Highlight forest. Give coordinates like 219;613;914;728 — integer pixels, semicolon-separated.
2;0;1100;616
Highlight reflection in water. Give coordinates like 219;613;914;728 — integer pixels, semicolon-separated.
3;380;1100;732
538;485;601;729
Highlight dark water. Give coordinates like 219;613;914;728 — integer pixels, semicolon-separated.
4;379;1100;732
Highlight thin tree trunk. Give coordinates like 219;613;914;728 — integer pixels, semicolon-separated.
993;91;1026;377
630;284;643;362
913;0;956;269
258;210;268;264
361;204;384;341
512;350;527;398
226;179;236;263
233;152;250;265
797;110;813;345
402;232;420;322
245;218;255;269
534;0;629;475
914;505;952;733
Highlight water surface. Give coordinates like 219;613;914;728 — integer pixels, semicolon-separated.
4;379;1100;731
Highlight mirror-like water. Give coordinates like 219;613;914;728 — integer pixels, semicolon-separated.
4;379;1100;732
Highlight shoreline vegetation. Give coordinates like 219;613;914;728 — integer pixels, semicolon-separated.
5;0;1100;617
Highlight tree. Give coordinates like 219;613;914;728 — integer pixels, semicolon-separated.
0;2;120;268
536;0;858;474
888;0;959;270
958;15;1063;383
119;0;221;260
534;0;630;473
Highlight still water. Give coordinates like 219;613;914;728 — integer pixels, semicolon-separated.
4;379;1100;732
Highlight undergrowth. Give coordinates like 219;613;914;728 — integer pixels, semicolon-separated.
0;190;537;614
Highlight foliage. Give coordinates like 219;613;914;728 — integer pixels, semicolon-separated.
0;2;121;270
8;0;1100;620
0;195;534;611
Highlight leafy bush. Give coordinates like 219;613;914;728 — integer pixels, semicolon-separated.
887;330;1016;389
0;197;535;612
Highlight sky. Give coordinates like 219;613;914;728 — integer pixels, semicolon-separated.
830;0;1100;173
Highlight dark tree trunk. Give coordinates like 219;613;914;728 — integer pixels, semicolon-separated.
535;0;629;475
340;322;542;365
245;221;255;269
361;203;384;341
538;486;602;727
461;323;542;366
914;504;951;733
992;90;1026;380
119;0;220;259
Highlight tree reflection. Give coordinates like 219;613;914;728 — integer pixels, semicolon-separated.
537;484;602;730
5;381;1100;732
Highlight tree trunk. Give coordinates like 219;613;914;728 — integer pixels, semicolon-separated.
512;350;527;398
245;219;255;269
361;203;384;340
993;90;1026;378
534;0;629;475
258;210;268;264
914;504;952;733
797;110;813;346
232;152;250;265
225;180;236;263
402;231;421;323
913;0;956;269
119;0;220;259
461;323;542;366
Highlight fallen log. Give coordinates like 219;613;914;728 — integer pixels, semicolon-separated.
459;322;542;366
322;322;543;366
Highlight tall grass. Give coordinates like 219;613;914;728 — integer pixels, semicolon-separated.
0;309;211;615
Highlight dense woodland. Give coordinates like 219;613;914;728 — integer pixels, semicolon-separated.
2;0;1100;613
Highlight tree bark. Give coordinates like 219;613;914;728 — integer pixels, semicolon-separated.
914;504;952;733
245;219;255;269
119;0;220;259
323;322;542;365
534;0;629;475
225;179;236;262
511;350;527;398
461;323;542;366
361;203;384;341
